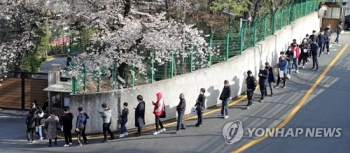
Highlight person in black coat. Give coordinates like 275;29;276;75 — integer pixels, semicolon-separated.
135;95;145;136
310;41;319;71
60;108;74;147
175;93;186;134
264;62;276;97
258;65;269;102
219;80;231;119
26;112;37;143
195;88;206;127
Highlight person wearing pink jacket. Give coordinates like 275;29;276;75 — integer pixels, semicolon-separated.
291;42;301;73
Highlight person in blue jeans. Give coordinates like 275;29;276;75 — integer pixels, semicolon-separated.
335;21;342;44
291;42;301;73
119;102;129;138
219;80;231;119
37;109;46;140
175;93;186;134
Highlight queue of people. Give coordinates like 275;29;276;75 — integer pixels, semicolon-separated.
25;26;341;147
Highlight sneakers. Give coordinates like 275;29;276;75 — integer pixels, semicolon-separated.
282;85;286;88
119;134;125;138
302;66;304;69
40;137;43;141
311;67;315;70
160;128;166;132
327;52;330;54
296;70;299;73
224;116;229;119
153;131;160;135
246;105;250;109
174;131;180;134
64;144;70;147
69;142;72;146
274;85;279;88
102;140;108;143
76;143;82;147
287;74;290;79
181;126;186;130
316;69;319;71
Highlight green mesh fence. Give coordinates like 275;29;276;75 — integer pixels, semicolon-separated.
72;0;321;94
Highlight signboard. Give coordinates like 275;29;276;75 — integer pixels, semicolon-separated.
64;97;70;107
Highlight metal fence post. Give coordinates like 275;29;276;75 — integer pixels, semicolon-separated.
226;26;231;61
83;64;86;92
112;61;116;90
253;19;257;45
281;5;284;28
132;65;135;87
239;25;244;55
272;12;275;34
171;50;174;78
190;52;193;73
72;77;76;94
151;48;154;83
208;32;213;67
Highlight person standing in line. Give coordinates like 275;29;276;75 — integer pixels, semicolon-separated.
135;95;145;136
26;111;37;143
291;42;301;73
219;80;231;119
42;97;49;114
299;41;310;69
37;108;46;140
153;92;166;135
317;31;327;57
310;41;320;71
258;65;269;102
45;110;59;147
284;49;293;79
75;107;89;146
99;103;114;143
195;88;205;127
119;102;129;138
245;70;257;109
275;56;289;88
309;30;318;43
60;108;73;147
335;21;342;44
265;62;276;97
175;93;186;134
324;25;333;54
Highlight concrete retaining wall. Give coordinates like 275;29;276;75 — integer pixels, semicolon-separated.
70;12;321;134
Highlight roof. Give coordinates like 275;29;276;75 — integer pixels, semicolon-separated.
43;81;71;93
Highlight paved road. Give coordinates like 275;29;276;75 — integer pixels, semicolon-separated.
39;57;67;72
1;33;350;153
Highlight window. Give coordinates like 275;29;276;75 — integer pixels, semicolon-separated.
332;7;341;19
324;8;332;18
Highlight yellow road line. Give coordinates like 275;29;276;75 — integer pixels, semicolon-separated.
232;44;349;153
57;93;250;140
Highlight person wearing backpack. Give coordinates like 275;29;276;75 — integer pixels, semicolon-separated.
26;111;37;143
76;107;90;145
245;70;257;109
195;88;206;127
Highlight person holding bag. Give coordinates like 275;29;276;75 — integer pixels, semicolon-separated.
175;93;186;134
195;88;206;127
152;92;166;135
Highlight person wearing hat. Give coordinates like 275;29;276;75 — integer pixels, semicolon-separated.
275;55;289;88
245;70;257;109
60;108;74;147
265;62;276;97
135;95;145;136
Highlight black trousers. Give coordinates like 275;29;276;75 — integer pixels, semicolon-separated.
63;127;72;144
197;109;203;125
137;126;142;135
276;73;286;87
267;82;273;95
247;90;254;106
77;126;87;144
27;128;34;141
103;122;114;140
312;56;319;69
299;53;308;66
259;83;266;99
324;41;330;52
155;116;164;131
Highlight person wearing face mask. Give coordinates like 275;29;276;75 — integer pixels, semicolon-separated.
291;42;301;73
299;41;310;69
265;62;276;97
335;21;342;44
258;65;269;102
245;70;257;109
324;25;333;54
317;31;327;56
175;93;186;134
275;55;289;88
195;88;206;127
285;48;293;79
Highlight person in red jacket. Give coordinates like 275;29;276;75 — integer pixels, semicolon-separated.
152;92;166;135
291;42;301;73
